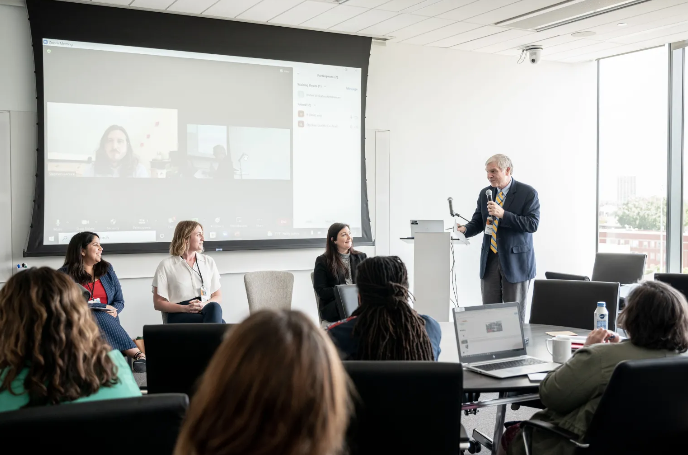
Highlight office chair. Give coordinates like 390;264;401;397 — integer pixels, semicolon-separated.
144;323;231;397
344;361;470;455
0;394;188;454
654;273;688;299
244;271;294;313
545;252;646;285
521;357;688;454
530;279;620;330
544;272;590;281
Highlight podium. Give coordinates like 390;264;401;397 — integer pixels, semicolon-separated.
401;232;469;322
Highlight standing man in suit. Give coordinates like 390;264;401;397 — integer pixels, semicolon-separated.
458;154;540;323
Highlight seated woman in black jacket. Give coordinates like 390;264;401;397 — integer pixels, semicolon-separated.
313;223;367;323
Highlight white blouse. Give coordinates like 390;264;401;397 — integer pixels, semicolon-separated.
152;254;221;304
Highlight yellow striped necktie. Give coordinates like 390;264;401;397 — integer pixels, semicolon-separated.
489;191;505;254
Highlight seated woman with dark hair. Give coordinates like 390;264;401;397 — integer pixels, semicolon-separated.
174;310;350;455
313;222;367;323
60;232;146;372
0;267;140;412
503;280;688;455
327;255;441;361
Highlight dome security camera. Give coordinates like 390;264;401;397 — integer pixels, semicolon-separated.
524;45;543;64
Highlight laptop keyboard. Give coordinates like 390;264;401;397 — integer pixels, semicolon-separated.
475;358;547;372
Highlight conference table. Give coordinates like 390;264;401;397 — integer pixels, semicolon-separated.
438;321;590;455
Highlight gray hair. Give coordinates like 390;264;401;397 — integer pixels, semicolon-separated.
485;154;513;174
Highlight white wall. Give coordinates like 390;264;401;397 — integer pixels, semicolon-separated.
366;42;598;311
0;3;598;336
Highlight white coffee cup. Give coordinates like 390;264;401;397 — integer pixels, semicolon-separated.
546;337;572;364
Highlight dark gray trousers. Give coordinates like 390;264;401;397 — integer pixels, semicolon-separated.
481;251;530;323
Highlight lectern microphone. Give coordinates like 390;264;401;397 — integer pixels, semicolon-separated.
448;197;455;216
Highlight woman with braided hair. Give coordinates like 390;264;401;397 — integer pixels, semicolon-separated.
327;256;441;360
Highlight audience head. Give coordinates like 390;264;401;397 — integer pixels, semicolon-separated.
95;125;137;176
324;222;357;278
353;256;434;360
174;309;351;455
0;267;118;407
619;280;688;353
63;231;110;283
170;221;204;256
485;154;513;188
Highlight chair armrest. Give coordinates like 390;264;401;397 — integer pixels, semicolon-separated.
520;420;589;455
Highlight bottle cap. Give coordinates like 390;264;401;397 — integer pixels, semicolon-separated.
597;302;606;307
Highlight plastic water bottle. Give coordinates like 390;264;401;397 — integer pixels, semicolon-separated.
594;302;608;330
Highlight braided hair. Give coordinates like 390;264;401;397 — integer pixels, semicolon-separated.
352;256;434;360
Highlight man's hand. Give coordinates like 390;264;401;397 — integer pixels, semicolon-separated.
487;201;505;219
584;328;620;346
457;224;467;234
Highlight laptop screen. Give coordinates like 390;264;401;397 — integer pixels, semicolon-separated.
454;304;525;362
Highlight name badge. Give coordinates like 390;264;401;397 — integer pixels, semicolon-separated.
88;298;101;304
200;285;209;302
484;224;495;236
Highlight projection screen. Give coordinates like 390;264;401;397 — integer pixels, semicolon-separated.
25;0;372;256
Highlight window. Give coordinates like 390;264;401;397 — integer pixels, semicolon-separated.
598;47;668;275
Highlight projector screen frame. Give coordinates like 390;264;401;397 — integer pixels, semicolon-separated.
24;0;373;257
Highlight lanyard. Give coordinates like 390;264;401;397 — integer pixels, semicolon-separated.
183;254;204;287
85;274;96;301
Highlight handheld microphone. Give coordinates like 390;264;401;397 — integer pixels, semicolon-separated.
448;197;455;216
486;189;493;203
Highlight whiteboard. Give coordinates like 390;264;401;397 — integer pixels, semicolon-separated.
0;111;11;283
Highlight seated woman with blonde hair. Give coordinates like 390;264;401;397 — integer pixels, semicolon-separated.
174;310;351;455
152;220;223;323
0;268;140;412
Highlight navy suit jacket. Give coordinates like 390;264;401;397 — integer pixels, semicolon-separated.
463;179;540;283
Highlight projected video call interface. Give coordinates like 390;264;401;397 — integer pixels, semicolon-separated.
42;39;363;245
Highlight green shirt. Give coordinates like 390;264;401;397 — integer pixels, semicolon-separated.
0;350;141;413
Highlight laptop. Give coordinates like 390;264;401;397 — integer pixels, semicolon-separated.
334;284;359;320
452;303;559;379
410;220;444;237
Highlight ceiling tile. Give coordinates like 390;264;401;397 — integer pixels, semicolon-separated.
401;0;445;14
590;3;688;41
386;16;456;41
428;25;505;47
410;0;476;17
269;1;337;25
330;8;399;32
612;20;688;44
131;0;175;9
401;20;481;45
376;0;427;12
168;0;219;14
203;0;262;18
301;5;370;29
438;0;521;22
238;0;304;22
457;28;534;51
93;0;135;6
359;13;428;35
463;0;570;26
346;0;389;7
542;38;600;55
475;31;576;53
546;41;622;59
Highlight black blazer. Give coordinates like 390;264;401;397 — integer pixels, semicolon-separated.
314;252;367;322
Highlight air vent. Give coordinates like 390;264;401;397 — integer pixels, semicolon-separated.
496;0;651;32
